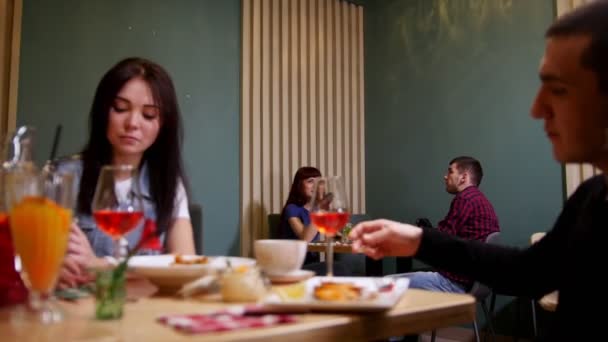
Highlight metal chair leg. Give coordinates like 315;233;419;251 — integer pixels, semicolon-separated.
430;330;436;342
481;299;495;342
489;292;497;315
531;300;538;337
473;319;481;342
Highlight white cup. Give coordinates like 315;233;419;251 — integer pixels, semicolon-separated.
254;239;307;276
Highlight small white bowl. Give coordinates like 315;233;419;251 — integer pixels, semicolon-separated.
254;239;307;276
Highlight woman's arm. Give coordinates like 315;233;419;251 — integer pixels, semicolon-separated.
288;216;318;242
165;218;195;254
165;181;195;254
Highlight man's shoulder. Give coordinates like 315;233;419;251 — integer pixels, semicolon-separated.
566;174;606;205
456;186;496;208
456;186;484;200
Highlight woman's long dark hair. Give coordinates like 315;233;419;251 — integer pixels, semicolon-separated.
77;57;189;235
281;166;321;211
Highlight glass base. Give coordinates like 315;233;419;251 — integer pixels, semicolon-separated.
9;300;63;324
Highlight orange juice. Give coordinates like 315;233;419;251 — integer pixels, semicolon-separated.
9;196;72;293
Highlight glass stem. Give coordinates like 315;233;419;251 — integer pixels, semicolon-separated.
326;236;334;277
113;237;126;262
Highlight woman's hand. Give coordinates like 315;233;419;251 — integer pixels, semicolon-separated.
57;223;97;289
348;219;423;259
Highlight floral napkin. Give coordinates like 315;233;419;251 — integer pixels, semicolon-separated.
157;306;297;334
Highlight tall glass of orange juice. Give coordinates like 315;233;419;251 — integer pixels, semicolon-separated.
6;170;75;323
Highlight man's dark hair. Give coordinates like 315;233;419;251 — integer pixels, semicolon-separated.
545;1;608;93
449;156;483;187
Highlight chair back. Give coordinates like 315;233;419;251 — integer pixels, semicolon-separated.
189;203;203;254
267;213;281;239
469;231;501;300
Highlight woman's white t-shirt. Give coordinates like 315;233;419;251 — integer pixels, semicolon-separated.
114;178;190;220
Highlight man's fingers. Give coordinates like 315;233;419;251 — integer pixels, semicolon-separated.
361;227;391;247
349;219;388;240
366;247;384;260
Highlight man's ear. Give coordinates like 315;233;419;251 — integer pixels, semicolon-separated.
460;172;468;185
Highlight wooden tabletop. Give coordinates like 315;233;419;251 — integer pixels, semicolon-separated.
1;289;475;341
308;242;355;253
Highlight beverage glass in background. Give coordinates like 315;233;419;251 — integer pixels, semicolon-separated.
92;165;144;260
309;176;350;277
7;170;75;323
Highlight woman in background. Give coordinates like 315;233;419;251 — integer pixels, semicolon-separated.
279;167;349;277
57;57;195;288
279;167;322;264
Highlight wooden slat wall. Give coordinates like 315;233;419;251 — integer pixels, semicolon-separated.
241;0;365;256
0;0;21;139
555;0;602;198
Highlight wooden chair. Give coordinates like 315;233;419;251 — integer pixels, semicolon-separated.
431;231;501;342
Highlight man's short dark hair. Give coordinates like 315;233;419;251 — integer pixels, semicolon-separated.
545;1;608;93
450;156;483;187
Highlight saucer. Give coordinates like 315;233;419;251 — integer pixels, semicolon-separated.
267;270;315;284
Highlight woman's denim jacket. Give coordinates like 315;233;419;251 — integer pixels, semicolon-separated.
54;155;164;257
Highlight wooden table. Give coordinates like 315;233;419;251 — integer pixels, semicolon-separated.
1;290;475;341
308;242;385;276
308;242;354;254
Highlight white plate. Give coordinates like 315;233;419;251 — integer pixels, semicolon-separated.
128;254;256;289
263;276;410;312
268;269;315;284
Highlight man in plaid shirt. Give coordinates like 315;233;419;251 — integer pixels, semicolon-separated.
408;156;500;293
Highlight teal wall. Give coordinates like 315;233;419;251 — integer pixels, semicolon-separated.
17;0;241;255
365;0;562;249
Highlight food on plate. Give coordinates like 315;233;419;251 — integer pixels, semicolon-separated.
172;254;209;265
274;281;306;300
313;281;362;301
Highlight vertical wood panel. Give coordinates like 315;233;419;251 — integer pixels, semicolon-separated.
280;0;290;208
241;0;366;255
326;0;335;178
350;5;359;213
0;0;21;138
251;0;263;248
334;0;343;181
317;0;326;177
309;0;318;169
342;2;351;202
271;0;281;213
299;0;308;167
261;0;271;222
289;0;299;184
357;5;366;213
240;0;252;255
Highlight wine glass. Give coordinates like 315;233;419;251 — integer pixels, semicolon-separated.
309;176;350;277
92;165;144;261
6;170;76;323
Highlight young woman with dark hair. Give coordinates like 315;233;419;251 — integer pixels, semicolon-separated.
57;57;194;288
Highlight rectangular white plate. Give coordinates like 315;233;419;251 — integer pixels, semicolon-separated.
263;276;410;312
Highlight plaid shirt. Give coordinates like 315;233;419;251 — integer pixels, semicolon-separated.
436;186;500;288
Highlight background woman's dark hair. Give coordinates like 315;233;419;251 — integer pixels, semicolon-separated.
545;1;608;93
78;57;189;235
282;166;322;209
